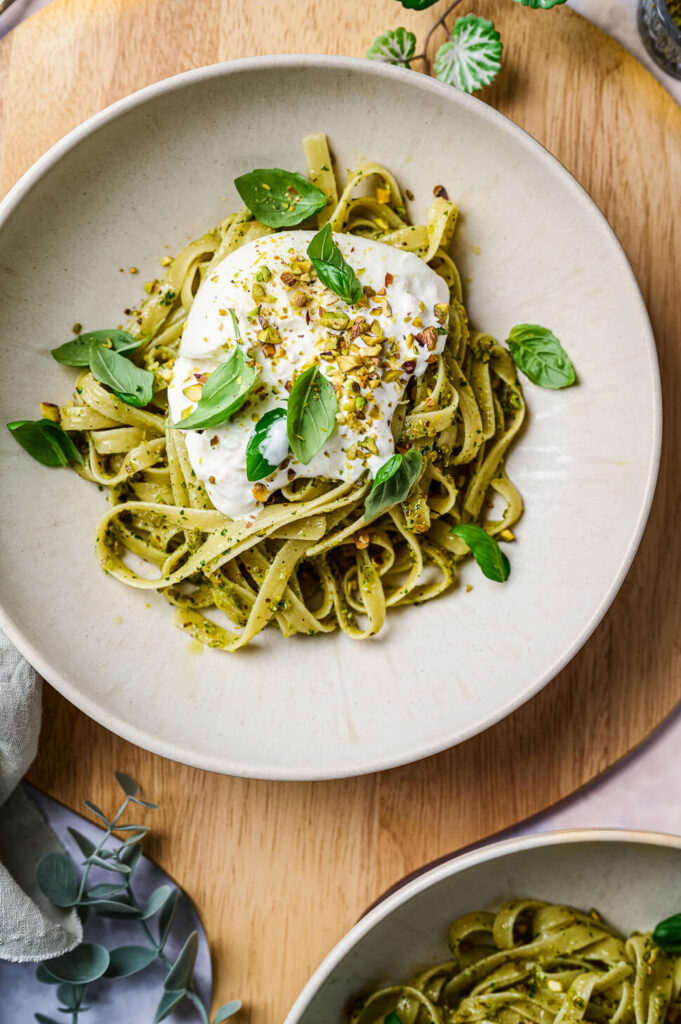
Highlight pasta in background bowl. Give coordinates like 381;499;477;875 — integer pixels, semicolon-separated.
0;56;660;778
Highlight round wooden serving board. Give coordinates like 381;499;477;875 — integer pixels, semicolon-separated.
2;1;681;1020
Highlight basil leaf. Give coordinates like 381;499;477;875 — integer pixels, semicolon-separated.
506;324;576;389
397;0;439;8
174;347;260;431
364;449;423;522
52;329;142;367
434;16;502;94
307;224;363;305
450;523;510;582
89;344;155;407
385;1015;404;1024
246;407;288;481
653;914;681;953
287;365;338;464
7;419;83;466
366;28;417;68
234;168;327;229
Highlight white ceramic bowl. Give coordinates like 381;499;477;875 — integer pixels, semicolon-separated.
0;56;661;779
284;830;681;1024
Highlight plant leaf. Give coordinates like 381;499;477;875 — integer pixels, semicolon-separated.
214;1001;242;1022
142;884;173;920
114;771;139;797
513;0;567;7
118;844;143;879
89;343;155;408
234;168;328;228
67;828;97;860
506;324;576;389
120;827;149;847
36;963;60;985
35;1015;62;1024
434;15;502;93
87;854;131;875
164;931;198;992
129;796;159;809
246;407;288;481
307;223;363;304
653;914;681;952
158;888;179;948
364;449;423;521
51;329;142;367
87;882;126;898
83;800;110;827
7;419;83;467
105;945;158;979
287;365;338;464
173;346;260;431
450;523;511;582
366;27;416;67
154;989;187;1023
90;895;141;919
395;0;438;8
36;852;79;907
385;1015;403;1024
42;943;110;985
56;983;84;1010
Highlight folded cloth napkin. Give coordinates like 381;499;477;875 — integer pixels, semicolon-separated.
0;630;81;961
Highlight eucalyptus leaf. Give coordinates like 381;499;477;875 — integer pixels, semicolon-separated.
506;324;576;389
34;1015;61;1024
366;27;416;67
173;347;260;431
51;329;142;367
114;771;139;797
120;827;149;847
450;523;510;582
307;223;363;304
7;419;83;467
90;895;142;920
142;884;173;920
87;882;126;898
287;365;338;464
234;168;327;228
36;964;60;985
56;983;83;1011
105;945;157;979
129;796;159;809
246;407;288;481
434;15;502;93
364;449;423;521
67;828;97;860
42;943;110;985
83;800;110;827
36;852;79;907
118;842;143;876
88;854;131;874
164;931;198;992
653;914;681;952
214;1001;242;1022
154;989;187;1023
158;888;180;948
89;343;155;408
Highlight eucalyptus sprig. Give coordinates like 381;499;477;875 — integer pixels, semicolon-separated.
367;0;568;94
34;772;240;1024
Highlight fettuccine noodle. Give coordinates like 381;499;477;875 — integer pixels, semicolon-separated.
58;134;525;651
352;901;681;1024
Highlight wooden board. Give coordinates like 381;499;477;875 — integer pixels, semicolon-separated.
2;2;681;1020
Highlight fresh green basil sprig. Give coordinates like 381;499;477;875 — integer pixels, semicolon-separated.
174;347;260;431
451;523;510;582
286;365;338;464
51;329;143;367
33;772;240;1024
7;418;83;467
246;407;288;481
234;168;328;228
652;913;681;953
506;324;576;389
364;449;423;521
89;344;155;408
307;224;363;305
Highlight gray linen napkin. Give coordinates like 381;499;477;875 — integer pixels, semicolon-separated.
0;631;82;961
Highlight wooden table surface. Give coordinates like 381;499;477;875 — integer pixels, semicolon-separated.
3;1;681;1021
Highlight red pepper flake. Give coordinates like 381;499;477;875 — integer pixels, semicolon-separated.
384;273;394;288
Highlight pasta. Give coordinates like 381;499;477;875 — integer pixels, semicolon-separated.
352;901;681;1024
58;134;525;651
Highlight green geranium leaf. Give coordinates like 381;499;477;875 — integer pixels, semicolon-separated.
287;365;338;465
366;28;416;67
506;324;576;389
513;0;567;7
164;932;198;992
42;943;110;985
173;347;260;431
36;852;80;907
365;449;423;521
52;329;142;367
434;15;502;93
307;223;363;304
89;343;155;408
451;523;510;582
105;945;158;979
234;168;327;228
246;407;288;481
214;1002;242;1023
7;419;83;467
